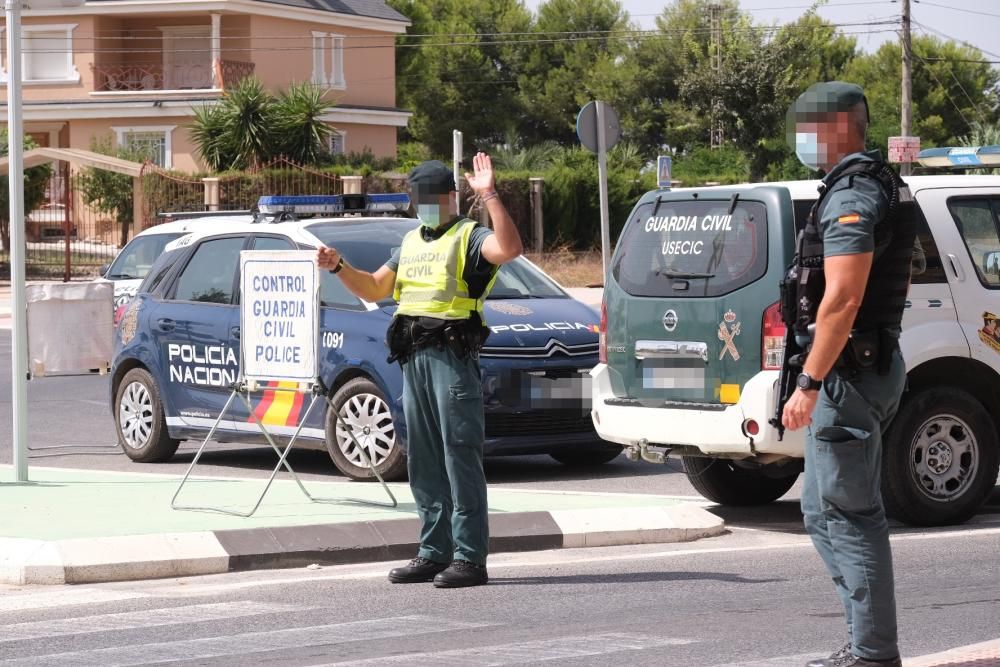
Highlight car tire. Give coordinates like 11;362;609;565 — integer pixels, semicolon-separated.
550;446;622;466
682;456;799;506
881;387;999;527
325;377;407;482
114;367;179;463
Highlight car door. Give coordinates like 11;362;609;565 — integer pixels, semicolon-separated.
149;234;247;433
928;193;1000;370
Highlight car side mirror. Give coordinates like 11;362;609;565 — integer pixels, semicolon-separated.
984;251;1000;277
99;263;110;277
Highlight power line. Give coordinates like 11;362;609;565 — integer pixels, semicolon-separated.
911;19;1000;61
915;1;1000;20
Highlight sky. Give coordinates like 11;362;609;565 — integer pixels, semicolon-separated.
522;0;1000;60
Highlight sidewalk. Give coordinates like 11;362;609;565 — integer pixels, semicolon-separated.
0;465;724;585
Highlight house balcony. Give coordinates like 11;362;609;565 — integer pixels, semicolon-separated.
90;60;255;94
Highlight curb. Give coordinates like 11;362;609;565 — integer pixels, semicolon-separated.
0;504;724;585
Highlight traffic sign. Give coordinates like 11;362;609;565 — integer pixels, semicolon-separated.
888;136;921;164
577;101;621;153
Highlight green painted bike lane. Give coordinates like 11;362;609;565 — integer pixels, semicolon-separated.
1;466;683;541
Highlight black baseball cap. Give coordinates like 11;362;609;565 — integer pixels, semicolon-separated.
790;81;870;122
408;160;456;196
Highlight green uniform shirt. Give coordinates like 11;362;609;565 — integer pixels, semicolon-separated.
819;150;890;258
386;218;497;300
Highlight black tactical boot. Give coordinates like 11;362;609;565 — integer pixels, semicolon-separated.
433;559;488;588
806;650;902;667
387;557;450;584
806;643;851;667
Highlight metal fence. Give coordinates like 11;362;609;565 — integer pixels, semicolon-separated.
217;157;343;210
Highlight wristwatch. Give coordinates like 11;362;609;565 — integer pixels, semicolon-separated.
796;371;822;391
330;257;344;274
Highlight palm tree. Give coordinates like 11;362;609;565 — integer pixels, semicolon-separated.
273;82;336;164
222;77;276;169
189;104;233;172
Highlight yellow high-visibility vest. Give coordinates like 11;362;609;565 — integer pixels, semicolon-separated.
393;219;498;320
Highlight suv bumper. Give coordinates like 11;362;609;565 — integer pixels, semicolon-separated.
589;363;805;458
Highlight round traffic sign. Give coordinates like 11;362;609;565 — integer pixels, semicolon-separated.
577;101;621;153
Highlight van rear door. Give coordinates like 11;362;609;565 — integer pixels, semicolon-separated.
605;187;794;406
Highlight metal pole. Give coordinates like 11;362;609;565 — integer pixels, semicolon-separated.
595;101;612;282
900;0;913;176
6;0;29;482
452;130;462;215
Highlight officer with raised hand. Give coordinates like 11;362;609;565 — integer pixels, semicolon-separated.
781;82;916;667
317;154;522;588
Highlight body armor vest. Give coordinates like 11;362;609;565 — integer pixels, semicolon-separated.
790;158;916;338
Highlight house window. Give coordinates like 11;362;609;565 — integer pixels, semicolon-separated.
311;31;345;89
113;126;175;168
329;130;346;156
0;24;80;84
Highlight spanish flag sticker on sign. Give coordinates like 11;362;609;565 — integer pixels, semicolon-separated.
838;213;862;224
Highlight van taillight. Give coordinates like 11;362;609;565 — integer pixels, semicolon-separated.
599;298;608;364
762;301;785;370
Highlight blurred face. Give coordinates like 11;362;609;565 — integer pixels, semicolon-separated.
411;191;455;230
794;112;856;171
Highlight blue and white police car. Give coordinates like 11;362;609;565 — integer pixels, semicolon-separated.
111;194;618;480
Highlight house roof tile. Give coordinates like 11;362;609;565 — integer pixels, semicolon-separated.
89;0;409;23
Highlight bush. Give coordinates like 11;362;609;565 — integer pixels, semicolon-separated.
672;145;751;187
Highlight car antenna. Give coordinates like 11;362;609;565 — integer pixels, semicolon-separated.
727;192;740;215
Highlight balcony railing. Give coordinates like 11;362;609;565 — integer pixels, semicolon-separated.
91;60;255;92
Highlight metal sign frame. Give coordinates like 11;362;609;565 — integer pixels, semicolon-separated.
171;251;396;517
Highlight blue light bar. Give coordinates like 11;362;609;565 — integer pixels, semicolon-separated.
916;145;1000;168
256;193;410;216
257;195;343;214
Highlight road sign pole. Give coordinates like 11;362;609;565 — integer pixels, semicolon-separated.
596;101;612;282
6;0;28;482
452;130;462;215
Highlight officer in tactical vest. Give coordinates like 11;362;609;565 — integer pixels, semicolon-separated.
317;154;523;588
781;82;915;667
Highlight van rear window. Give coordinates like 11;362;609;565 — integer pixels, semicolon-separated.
612;198;768;298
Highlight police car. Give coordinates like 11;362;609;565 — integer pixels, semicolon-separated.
98;212;251;319
592;147;1000;526
111;194;617;481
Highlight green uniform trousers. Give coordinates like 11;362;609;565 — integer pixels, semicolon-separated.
402;345;489;566
801;350;906;661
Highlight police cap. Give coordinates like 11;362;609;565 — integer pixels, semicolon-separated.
791;81;869;122
408;160;456;196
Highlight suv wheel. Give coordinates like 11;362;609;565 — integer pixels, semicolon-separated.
550;446;622;466
882;387;999;526
114;368;179;462
325;378;407;482
683;456;799;506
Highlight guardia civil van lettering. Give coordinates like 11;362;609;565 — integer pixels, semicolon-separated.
592;146;1000;526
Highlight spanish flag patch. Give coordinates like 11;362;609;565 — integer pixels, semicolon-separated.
838;213;862;224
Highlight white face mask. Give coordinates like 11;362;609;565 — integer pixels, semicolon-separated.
416;204;445;229
795;131;821;170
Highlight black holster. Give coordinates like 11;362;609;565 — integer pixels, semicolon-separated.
838;329;898;375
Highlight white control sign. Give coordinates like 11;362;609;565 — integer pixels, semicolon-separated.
240;250;319;384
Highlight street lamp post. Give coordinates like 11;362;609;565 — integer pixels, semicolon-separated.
5;0;84;483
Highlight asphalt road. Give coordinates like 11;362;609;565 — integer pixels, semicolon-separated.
2;526;998;665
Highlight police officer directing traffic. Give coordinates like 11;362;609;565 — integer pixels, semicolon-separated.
781;82;915;667
317;154;523;588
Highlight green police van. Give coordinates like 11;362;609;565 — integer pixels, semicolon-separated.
592;160;1000;527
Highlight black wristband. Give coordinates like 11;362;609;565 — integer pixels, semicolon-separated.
330;257;344;274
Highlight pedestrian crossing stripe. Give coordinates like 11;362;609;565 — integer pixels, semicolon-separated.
252;380;304;426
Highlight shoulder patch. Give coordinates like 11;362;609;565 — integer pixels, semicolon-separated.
838;213;862;225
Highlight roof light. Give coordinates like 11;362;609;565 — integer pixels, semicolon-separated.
255;193;411;217
916;145;1000;169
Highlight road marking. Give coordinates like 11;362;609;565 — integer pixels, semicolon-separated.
326;633;697;665
709;654;822;667
0;588;148;613
0;601;296;642
0;616;492;665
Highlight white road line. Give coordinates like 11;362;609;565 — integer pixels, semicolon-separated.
0;589;148;613
0;601;297;642
709;653;820;667
0;615;493;666
326;633;697;666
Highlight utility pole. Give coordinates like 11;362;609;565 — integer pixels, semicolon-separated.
709;3;724;149
900;0;913;175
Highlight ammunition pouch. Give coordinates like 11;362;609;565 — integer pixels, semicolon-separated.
836;328;898;375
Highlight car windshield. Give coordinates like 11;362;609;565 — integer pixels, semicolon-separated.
107;232;185;280
306;218;567;303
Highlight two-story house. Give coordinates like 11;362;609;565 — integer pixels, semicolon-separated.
0;0;410;171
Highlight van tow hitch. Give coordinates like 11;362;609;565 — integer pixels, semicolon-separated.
625;439;672;464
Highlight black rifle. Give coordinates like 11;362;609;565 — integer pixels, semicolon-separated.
769;266;807;441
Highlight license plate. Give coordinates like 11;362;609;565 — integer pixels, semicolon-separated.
641;360;706;390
